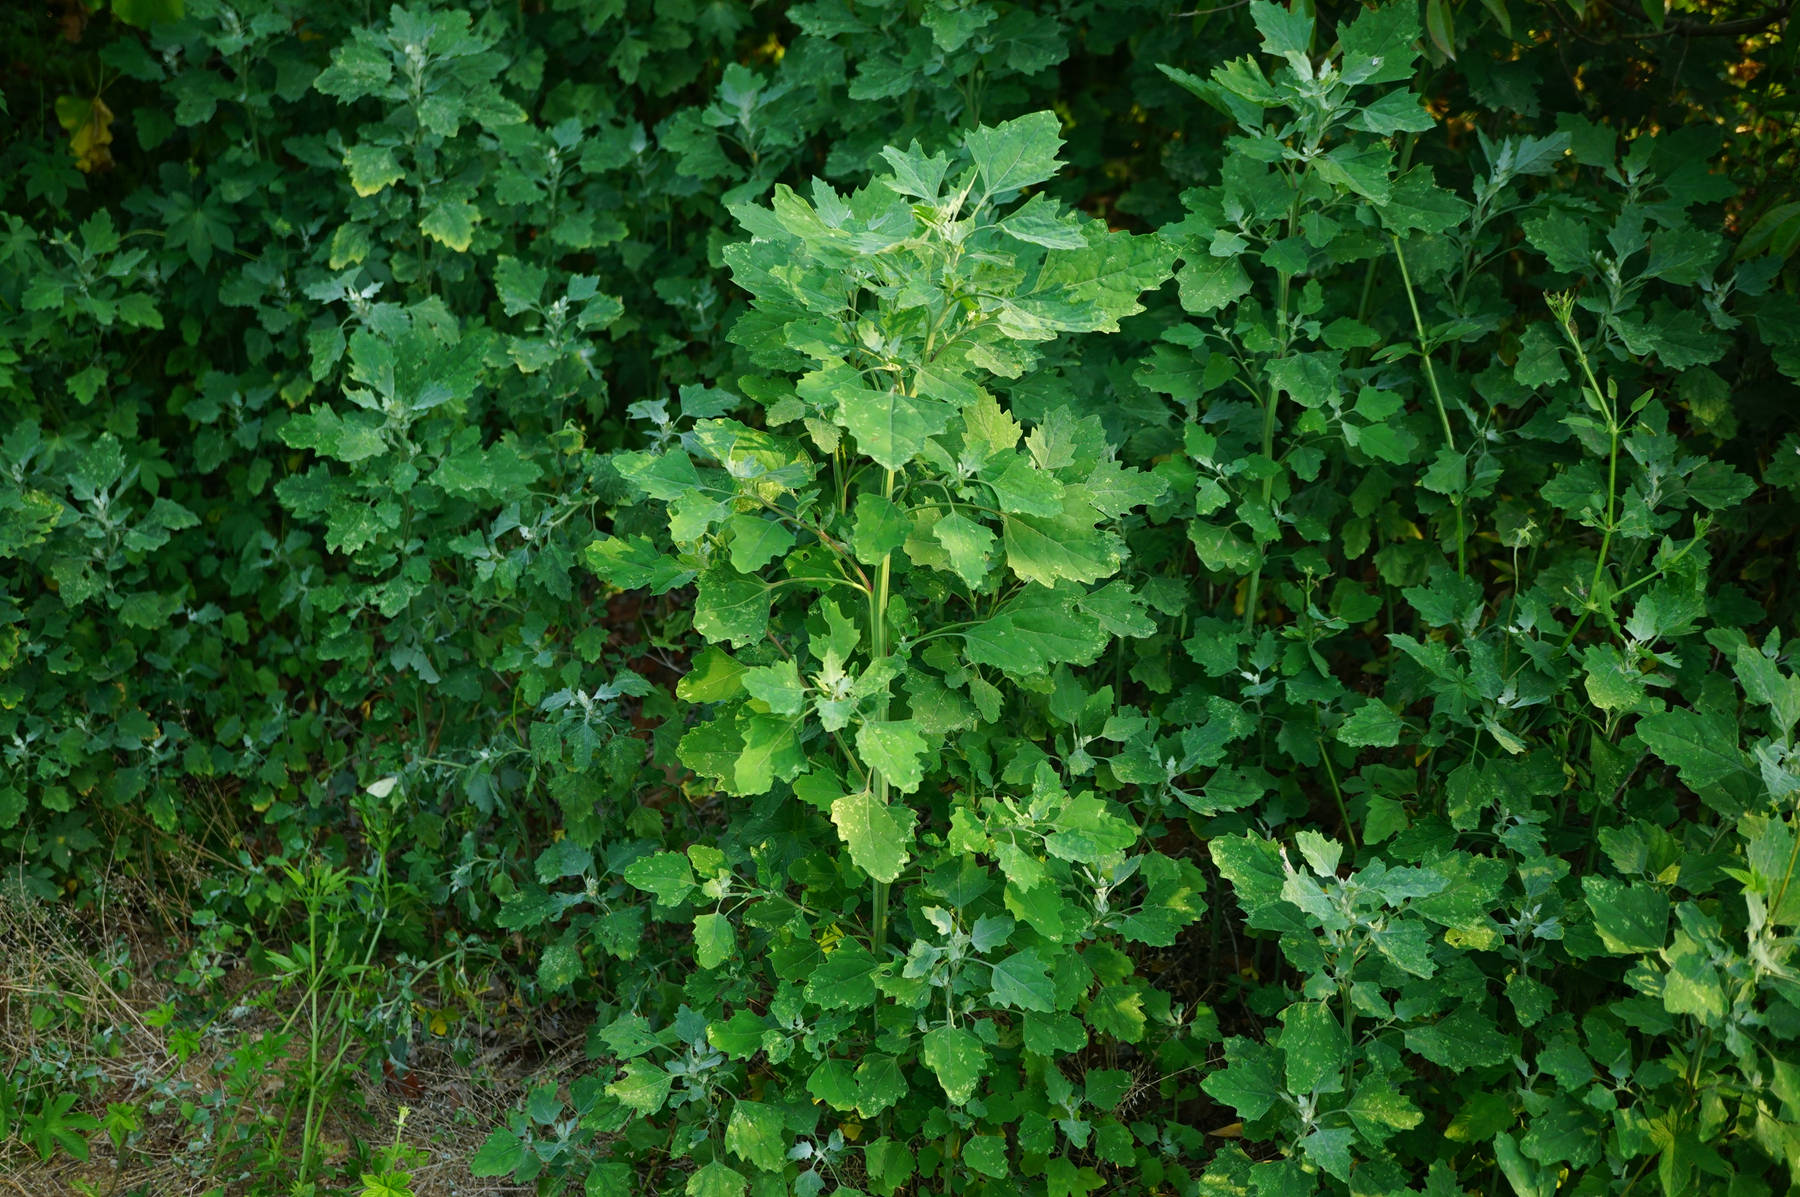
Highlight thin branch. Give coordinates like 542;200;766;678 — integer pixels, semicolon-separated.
1174;0;1250;17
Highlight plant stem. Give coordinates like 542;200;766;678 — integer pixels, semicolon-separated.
1391;236;1465;577
1553;307;1622;651
869;467;897;951
1317;739;1357;857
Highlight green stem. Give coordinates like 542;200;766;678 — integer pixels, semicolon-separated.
1318;740;1357;857
1391;236;1465;577
1242;380;1281;634
869;467;897;951
1554;309;1622;651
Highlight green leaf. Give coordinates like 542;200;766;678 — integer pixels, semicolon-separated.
1403;1007;1513;1070
1424;0;1455;59
922;1024;988;1103
537;941;583;992
1662;933;1725;1020
112;0;184;27
728;515;795;573
1581;876;1669;954
677;647;748;703
839;384;951;471
1581;645;1646;713
855;719;928;793
693;569;770;647
1348;1081;1424;1144
623;852;696;904
607;1060;673;1114
1336;698;1403;747
1202;1037;1284;1121
989;947;1055;1011
694;913;736;969
1175;254;1253;315
434;435;542;498
1249;0;1313;63
854;1056;908;1118
1445;1091;1515;1144
742;660;805;715
852;493;910;565
343;143;403;196
1635;706;1748;790
469;1129;530;1177
283;407;385;463
879;141;951;200
1279;1001;1343;1095
963;1134;1009;1178
965;110;1064;197
725;1100;787;1172
1045;794;1138;862
830;790;912;883
685;1161;747;1197
806;942;878;1010
932;513;997;587
421;199;479;252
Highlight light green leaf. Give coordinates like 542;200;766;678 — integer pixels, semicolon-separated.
1002;506;1122;587
693;570;769;647
830;791;912;883
1635;706;1748;790
343;143;403;196
725;1100;786;1172
839;385;951;471
855;719;928;793
932;513;997;586
420;199;479;252
1347;1081;1424;1143
962;392;1022;457
685;1161;747;1197
607;1060;672;1114
1280;1001;1343;1095
732;712;805;794
922;1024;988;1103
694;913;736;969
728;515;795;573
585;535;696;594
1336;698;1404;747
986;454;1064;516
537;941;583;992
988;947;1054;1011
742;660;805;715
965;110;1064;197
1582;876;1668;954
623;852;696;904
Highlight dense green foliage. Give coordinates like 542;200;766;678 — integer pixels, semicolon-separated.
4;0;1800;1195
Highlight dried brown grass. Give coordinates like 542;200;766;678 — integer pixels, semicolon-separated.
1;872;593;1197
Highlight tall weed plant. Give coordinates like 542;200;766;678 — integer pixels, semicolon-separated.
2;0;1799;1194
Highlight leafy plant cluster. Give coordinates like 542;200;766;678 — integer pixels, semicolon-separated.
4;0;1800;1194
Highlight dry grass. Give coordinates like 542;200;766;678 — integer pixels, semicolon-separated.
1;873;594;1196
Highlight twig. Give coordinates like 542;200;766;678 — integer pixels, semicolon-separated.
1174;0;1250;16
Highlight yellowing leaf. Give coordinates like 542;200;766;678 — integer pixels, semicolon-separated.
55;95;115;173
343;144;404;197
421;200;479;252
